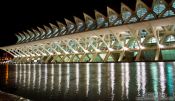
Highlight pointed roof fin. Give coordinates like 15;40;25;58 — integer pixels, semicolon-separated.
107;6;118;17
121;2;133;13
136;0;149;10
56;21;66;28
64;18;74;26
94;10;106;20
83;12;95;22
73;16;84;24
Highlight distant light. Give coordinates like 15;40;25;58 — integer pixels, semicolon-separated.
84;50;89;53
156;26;163;30
120;31;127;34
140;45;145;49
158;44;164;48
109;48;114;51
96;49;101;52
92;36;98;38
74;51;78;53
123;47;128;50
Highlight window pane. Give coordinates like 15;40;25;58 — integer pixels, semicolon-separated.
163;10;175;17
144;13;155;20
137;8;147;18
153;4;166;15
122;11;131;21
173;2;175;8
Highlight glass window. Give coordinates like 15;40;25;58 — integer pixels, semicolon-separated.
166;35;175;42
139;30;147;42
173;2;175;8
115;19;122;25
77;22;85;32
41;32;46;39
137;8;147;18
144;13;155;20
86;20;96;30
163;10;175;17
128;40;139;49
97;17;108;27
109;15;117;24
153;4;166;15
47;30;52;35
97;18;105;25
69;25;74;29
139;30;148;38
60;27;67;35
122;11;131;21
129;17;137;23
67;24;75;33
148;37;157;43
86;20;93;27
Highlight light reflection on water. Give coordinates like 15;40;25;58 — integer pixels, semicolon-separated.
151;63;159;100
0;62;175;101
110;63;115;101
76;63;79;93
66;63;70;92
58;64;62;91
38;64;41;90
136;62;146;96
51;64;54;91
121;63;130;99
159;62;166;97
86;63;89;97
166;63;174;97
97;63;101;95
44;64;47;91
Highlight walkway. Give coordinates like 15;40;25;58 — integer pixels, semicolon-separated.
0;91;30;101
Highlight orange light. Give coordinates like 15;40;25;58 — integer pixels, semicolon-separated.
5;64;8;84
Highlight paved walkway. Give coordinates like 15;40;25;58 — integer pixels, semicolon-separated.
0;91;30;101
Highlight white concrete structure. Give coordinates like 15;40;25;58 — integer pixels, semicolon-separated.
1;0;175;63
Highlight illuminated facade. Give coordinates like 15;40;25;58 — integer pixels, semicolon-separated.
1;0;175;63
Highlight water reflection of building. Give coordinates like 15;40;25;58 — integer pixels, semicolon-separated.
97;63;102;95
10;63;175;100
166;63;174;97
5;64;8;84
110;63;115;101
158;62;166;97
0;52;13;63
121;63;130;99
86;63;89;97
136;62;146;96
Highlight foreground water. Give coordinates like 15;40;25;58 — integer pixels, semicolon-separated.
0;62;175;101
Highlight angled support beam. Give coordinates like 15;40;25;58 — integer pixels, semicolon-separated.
74;39;89;53
88;37;101;52
118;50;125;62
63;40;78;53
55;42;68;54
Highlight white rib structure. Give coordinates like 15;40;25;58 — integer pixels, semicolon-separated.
1;0;175;63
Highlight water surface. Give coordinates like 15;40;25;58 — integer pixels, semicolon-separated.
0;62;175;101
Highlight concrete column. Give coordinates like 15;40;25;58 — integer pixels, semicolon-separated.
155;48;161;61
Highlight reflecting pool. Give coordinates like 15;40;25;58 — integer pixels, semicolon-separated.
0;62;175;101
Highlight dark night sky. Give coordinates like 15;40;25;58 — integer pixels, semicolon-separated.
0;0;149;47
